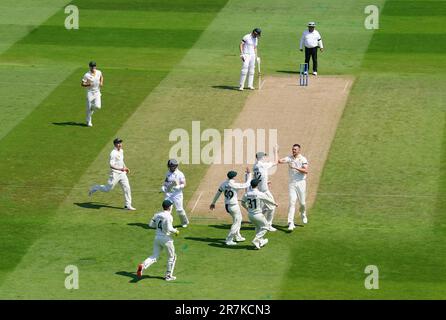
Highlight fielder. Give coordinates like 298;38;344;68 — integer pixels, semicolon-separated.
241;179;278;249
137;199;179;281
88;138;136;211
278;144;309;230
161;159;189;228
239;28;261;91
253;148;279;231
210;168;252;246
81;61;103;127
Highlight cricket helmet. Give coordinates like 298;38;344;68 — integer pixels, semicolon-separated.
167;159;179;168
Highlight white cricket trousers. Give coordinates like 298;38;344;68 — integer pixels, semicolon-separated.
287;180;307;224
262;190;276;226
248;213;268;242
239;54;256;88
165;193;189;225
143;235;176;277
225;203;243;242
91;171;132;207
86;91;101;123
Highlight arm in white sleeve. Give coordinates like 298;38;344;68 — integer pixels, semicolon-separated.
317;31;323;48
166;216;178;234
149;216;156;228
211;189;223;205
259;192;277;206
299;32;305;50
240;194;248;210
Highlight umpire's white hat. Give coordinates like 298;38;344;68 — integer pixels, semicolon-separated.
307;22;316;27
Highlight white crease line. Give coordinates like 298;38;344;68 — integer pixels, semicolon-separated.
260;79;266;90
191;191;203;213
343;80;351;92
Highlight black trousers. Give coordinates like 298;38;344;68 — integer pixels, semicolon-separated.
304;47;318;72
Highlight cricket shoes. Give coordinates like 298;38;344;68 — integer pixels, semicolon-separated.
312;71;318;76
226;240;237;246
124;205;137;211
235;236;246;242
288;223;295;231
267;226;277;232
181;224;188;228
238;86;244;91
165;275;177;281
248;86;255;90
87;121;93;127
302;214;308;224
260;238;269;247
252;239;261;250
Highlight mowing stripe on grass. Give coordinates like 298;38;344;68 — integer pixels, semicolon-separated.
0;0;229;286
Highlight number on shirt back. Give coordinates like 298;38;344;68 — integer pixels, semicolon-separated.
224;190;234;200
254;170;262;181
157;220;162;230
247;198;257;209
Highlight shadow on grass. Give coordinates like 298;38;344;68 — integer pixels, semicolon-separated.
116;271;164;283
274;224;304;233
209;223;255;231
276;70;299;74
208;242;256;250
52;121;88;127
127;222;150;229
185;236;225;244
211;85;240;91
74;202;123;210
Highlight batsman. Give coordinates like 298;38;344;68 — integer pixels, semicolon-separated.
239;28;261;91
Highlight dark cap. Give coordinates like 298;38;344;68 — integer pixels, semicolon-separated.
227;171;237;179
253;28;262;36
89;61;97;67
167;159;178;167
113;138;123;145
256;152;267;160
162;199;173;209
250;179;260;188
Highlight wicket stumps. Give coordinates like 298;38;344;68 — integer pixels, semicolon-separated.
299;63;309;86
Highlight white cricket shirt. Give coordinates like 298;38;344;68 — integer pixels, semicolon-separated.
163;169;186;197
253;161;275;192
82;70;102;93
150;211;177;237
241;33;258;55
213;174;252;206
284;154;308;182
299;30;323;49
109;148;125;174
242;189;276;215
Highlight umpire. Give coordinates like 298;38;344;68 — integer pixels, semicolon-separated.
299;22;324;75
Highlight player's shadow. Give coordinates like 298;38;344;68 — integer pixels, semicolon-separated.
184;236;225;244
115;271;164;283
209;223;255;231
208;242;256;250
74;202;123;210
211;85;240;91
274;224;304;233
127;222;150;229
52;121;88;127
276;70;299;74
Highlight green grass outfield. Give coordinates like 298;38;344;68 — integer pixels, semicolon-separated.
0;0;445;299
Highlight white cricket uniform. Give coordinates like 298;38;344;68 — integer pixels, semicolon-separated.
241;189;276;244
162;169;189;226
253;161;277;225
239;33;258;88
283;154;309;224
211;173;252;242
82;70;102;124
143;210;178;277
90;148;132;207
299;30;323;49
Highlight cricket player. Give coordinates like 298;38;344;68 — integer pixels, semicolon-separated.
210;168;252;246
137;199;179;281
88;138;136;211
253;148;279;231
81;61;103;127
161;159;189;228
239;28;261;91
278;144;309;230
299;22;324;75
241;179;278;249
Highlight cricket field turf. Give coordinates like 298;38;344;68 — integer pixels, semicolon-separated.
0;0;445;299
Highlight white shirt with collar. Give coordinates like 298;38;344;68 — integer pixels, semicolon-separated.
283;154;308;182
300;30;323;49
109;148;125;174
241;33;258;55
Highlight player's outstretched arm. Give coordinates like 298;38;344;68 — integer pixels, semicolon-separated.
210;189;222;210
